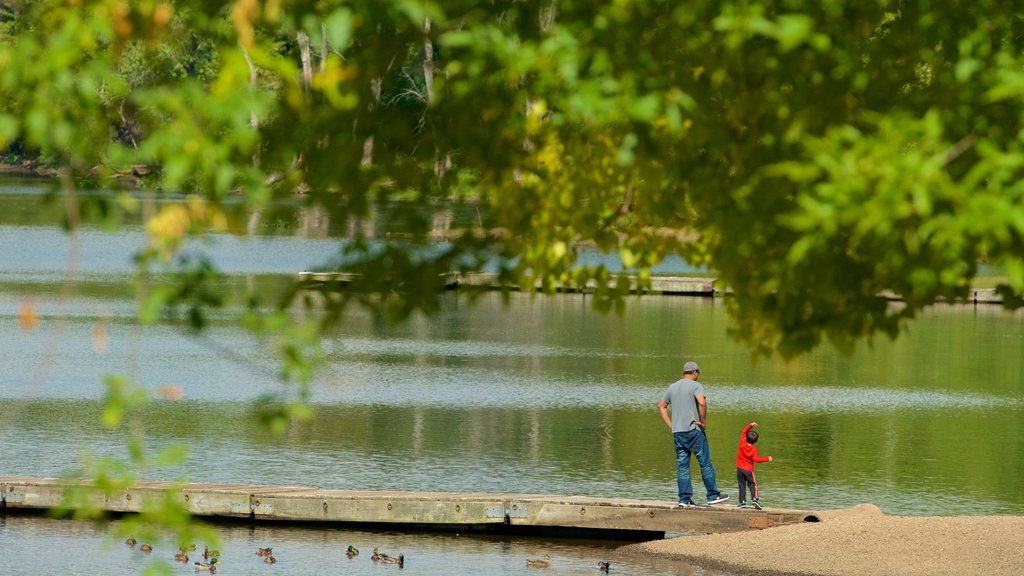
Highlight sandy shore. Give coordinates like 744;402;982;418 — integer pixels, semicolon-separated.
621;504;1024;575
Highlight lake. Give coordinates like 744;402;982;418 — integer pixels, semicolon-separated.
1;180;1022;575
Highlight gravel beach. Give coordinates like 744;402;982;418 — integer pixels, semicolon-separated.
621;504;1024;575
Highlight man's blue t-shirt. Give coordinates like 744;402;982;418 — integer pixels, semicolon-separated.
662;378;704;432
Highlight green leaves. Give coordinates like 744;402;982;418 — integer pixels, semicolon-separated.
3;2;1024;372
713;6;830;52
321;8;353;51
724;111;982;355
102;375;149;429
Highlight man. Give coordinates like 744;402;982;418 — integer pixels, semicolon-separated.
658;361;728;507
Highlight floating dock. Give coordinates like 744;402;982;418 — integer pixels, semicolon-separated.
0;477;818;540
298;271;721;297
298;272;1006;304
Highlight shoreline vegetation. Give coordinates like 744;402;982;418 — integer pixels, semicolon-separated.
0;160;148;188
0;160;59;178
621;504;1024;576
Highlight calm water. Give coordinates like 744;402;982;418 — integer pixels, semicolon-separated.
0;514;708;576
1;182;1023;574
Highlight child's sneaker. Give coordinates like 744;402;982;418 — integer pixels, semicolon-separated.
736;501;749;508
751;498;763;510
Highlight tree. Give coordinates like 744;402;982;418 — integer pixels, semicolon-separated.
5;1;1023;362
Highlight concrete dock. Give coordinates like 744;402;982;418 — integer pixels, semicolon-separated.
0;477;818;540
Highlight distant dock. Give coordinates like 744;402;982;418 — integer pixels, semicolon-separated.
1;477;818;540
298;272;722;297
297;272;1006;304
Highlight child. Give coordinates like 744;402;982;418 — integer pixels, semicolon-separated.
736;421;772;509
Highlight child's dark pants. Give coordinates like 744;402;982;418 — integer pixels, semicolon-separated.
737;468;758;501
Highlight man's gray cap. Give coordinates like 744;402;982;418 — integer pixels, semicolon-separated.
683;361;700;373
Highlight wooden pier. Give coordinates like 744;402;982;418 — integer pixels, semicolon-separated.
0;477;818;540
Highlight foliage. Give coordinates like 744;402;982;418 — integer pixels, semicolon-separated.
3;1;1023;359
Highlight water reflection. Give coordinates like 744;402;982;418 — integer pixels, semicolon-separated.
2;287;1024;516
0;224;345;277
712;384;1020;412
0;514;717;576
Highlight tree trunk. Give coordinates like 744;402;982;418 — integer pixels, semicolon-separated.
297;31;313;91
422;17;434;105
241;44;261;169
541;1;557;29
319;23;328;72
424;17;448;178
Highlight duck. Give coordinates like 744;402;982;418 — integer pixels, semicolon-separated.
381;553;405;567
174;551;190;563
345;545;359;558
194;558;218;572
264;555;277;564
140;543;153;553
374;548;400;562
203;546;219;560
597;560;611;572
526;554;551;568
256;547;273;557
125;536;137;547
